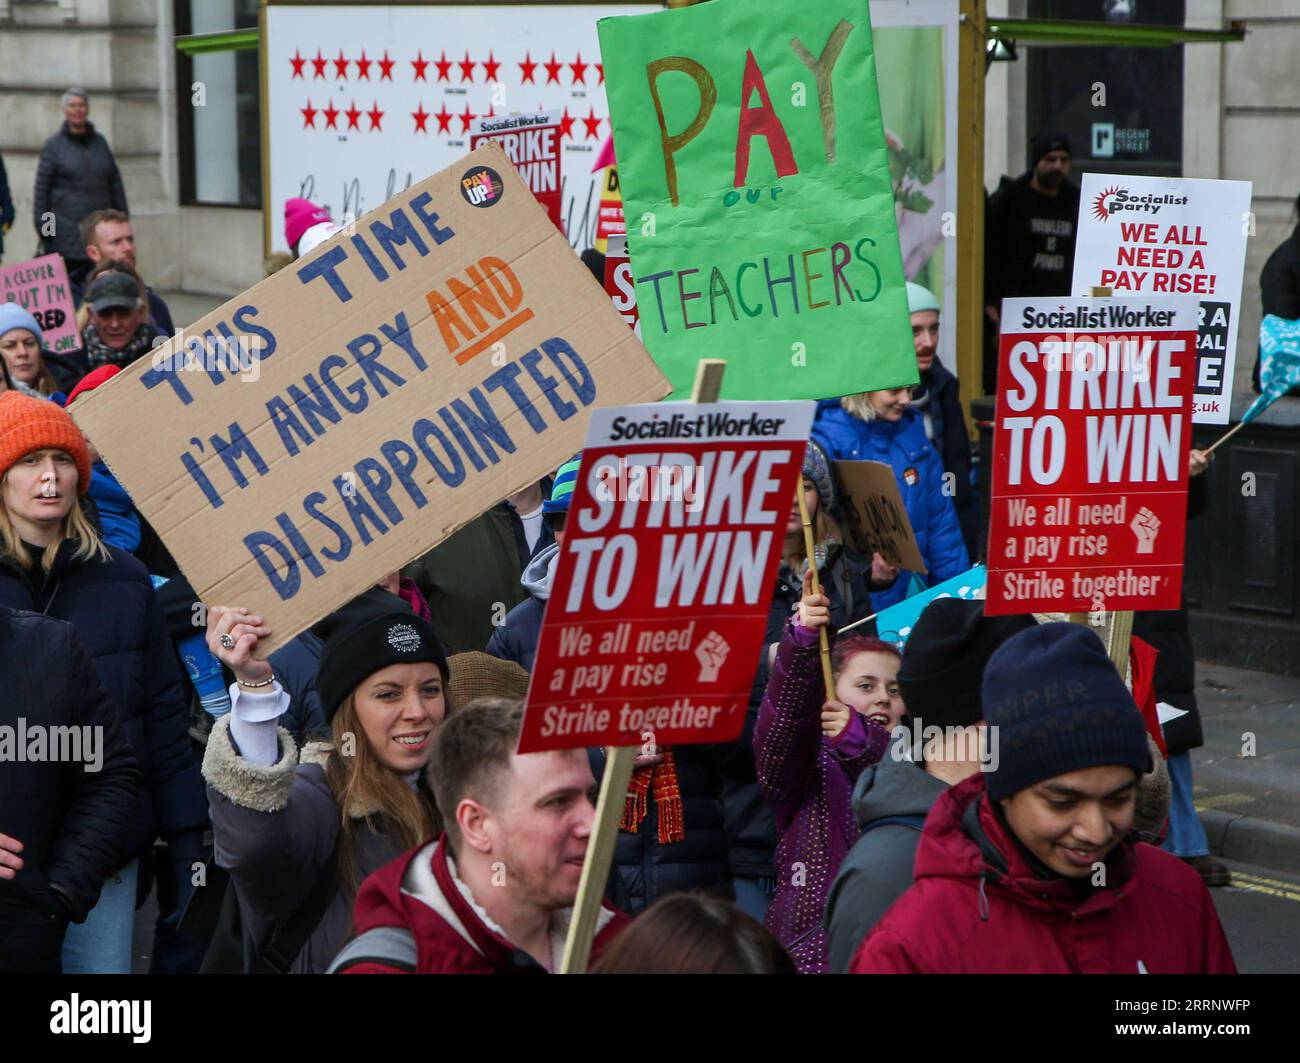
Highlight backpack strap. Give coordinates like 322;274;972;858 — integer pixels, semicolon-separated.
327;926;418;974
252;838;342;975
860;813;926;835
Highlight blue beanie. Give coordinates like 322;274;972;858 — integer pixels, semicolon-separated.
906;282;940;316
802;439;835;513
543;455;582;514
981;623;1151;802
0;303;44;347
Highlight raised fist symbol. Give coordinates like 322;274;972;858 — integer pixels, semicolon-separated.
694;631;730;683
1130;507;1160;554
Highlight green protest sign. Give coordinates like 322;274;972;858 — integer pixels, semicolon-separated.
598;0;915;401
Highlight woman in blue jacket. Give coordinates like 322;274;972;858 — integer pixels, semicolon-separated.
812;387;970;611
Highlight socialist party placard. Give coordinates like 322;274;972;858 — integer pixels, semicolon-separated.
517;400;814;753
985;296;1196;617
470;112;562;230
1071;174;1251;426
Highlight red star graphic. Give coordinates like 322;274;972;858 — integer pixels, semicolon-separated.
301;99;318;129
597;63;604;84
481;51;501;82
570;51;589;85
311;49;328;79
558;106;575;140
457;103;477;134
322;101;340;130
367;101;384;131
411;50;429;81
412;103;429;133
543;51;563;85
378;50;395;81
518;51;537;84
582;107;602;140
332;50;350;80
434;50;453;82
344;100;362;131
434;104;453;134
290;49;306;79
458;51;476;83
354;49;372;80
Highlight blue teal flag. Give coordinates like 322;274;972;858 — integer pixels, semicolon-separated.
874;565;986;646
1241;315;1300;426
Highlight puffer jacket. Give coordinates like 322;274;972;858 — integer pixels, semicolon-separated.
485;542;557;672
0;541;206;862
0;607;141;971
812;402;970;609
32;121;127;265
850;773;1236;974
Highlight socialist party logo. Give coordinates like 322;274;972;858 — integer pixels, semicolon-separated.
1091;185;1189;221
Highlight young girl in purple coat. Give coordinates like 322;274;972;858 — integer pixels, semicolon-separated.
755;570;904;974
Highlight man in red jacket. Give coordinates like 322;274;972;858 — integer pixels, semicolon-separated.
852;623;1236;974
330;697;627;973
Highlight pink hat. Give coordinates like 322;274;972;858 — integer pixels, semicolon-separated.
285;197;333;250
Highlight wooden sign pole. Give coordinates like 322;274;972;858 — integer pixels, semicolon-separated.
559;357;727;974
796;485;836;697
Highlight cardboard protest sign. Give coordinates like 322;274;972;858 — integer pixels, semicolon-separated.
598;0;914;401
517;400;814;753
604;234;640;338
1071;174;1252;425
73;144;671;654
470;112;562;230
873;565;985;646
985;296;1196;617
832;460;926;573
0;254;80;353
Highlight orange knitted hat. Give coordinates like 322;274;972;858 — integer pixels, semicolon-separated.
0;391;93;495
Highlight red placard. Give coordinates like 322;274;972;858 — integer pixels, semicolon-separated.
603;233;639;339
469;112;562;231
985;296;1197;616
517;400;815;753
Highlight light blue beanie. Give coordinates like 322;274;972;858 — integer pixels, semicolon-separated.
906;282;941;316
0;303;44;347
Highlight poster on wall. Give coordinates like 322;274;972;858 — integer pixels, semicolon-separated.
263;2;654;254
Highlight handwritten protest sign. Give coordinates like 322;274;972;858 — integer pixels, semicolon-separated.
470;112;562;230
1072;174;1251;426
73;144;671;653
832;459;926;573
598;0;914;401
518;400;814;753
985;296;1196;617
0;254;80;353
604;234;640;338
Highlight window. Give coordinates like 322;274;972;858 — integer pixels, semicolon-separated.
176;0;262;207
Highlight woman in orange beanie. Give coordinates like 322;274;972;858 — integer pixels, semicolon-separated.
0;390;203;974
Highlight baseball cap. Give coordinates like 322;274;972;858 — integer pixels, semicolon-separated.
85;270;141;314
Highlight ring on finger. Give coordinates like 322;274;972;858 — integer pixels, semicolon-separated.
219;633;237;649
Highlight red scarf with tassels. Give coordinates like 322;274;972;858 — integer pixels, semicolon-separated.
621;749;685;845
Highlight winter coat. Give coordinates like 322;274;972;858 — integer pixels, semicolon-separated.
268;630;331;742
984;172;1081;304
850;773;1237;974
41;348;89;395
32;121;128;266
201;714;427;973
590;744;733;915
0;541;206;862
823;748;947;973
0;607;141;971
0;151;14;259
1254;223;1300;394
812;402;970;609
484;541;558;672
755;620;890;973
911;355;978;560
333;835;629;973
721;547;878;881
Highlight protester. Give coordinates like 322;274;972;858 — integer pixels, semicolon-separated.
285;197;339;258
0;149;14;264
905;282;978;559
79;209;175;336
813;387;970;610
1254;190;1300;394
202;588;448;973
0;607;141;974
330;697;628;973
850;623;1237;974
485;459;575;669
80;263;161;371
0;304;61;397
824;598;1035;972
33;89;128;287
445;650;530;710
0;391;204;973
591;893;795;974
756;568;898;973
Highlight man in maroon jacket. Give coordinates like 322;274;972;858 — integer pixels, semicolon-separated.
852;623;1236;974
331;697;627;973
